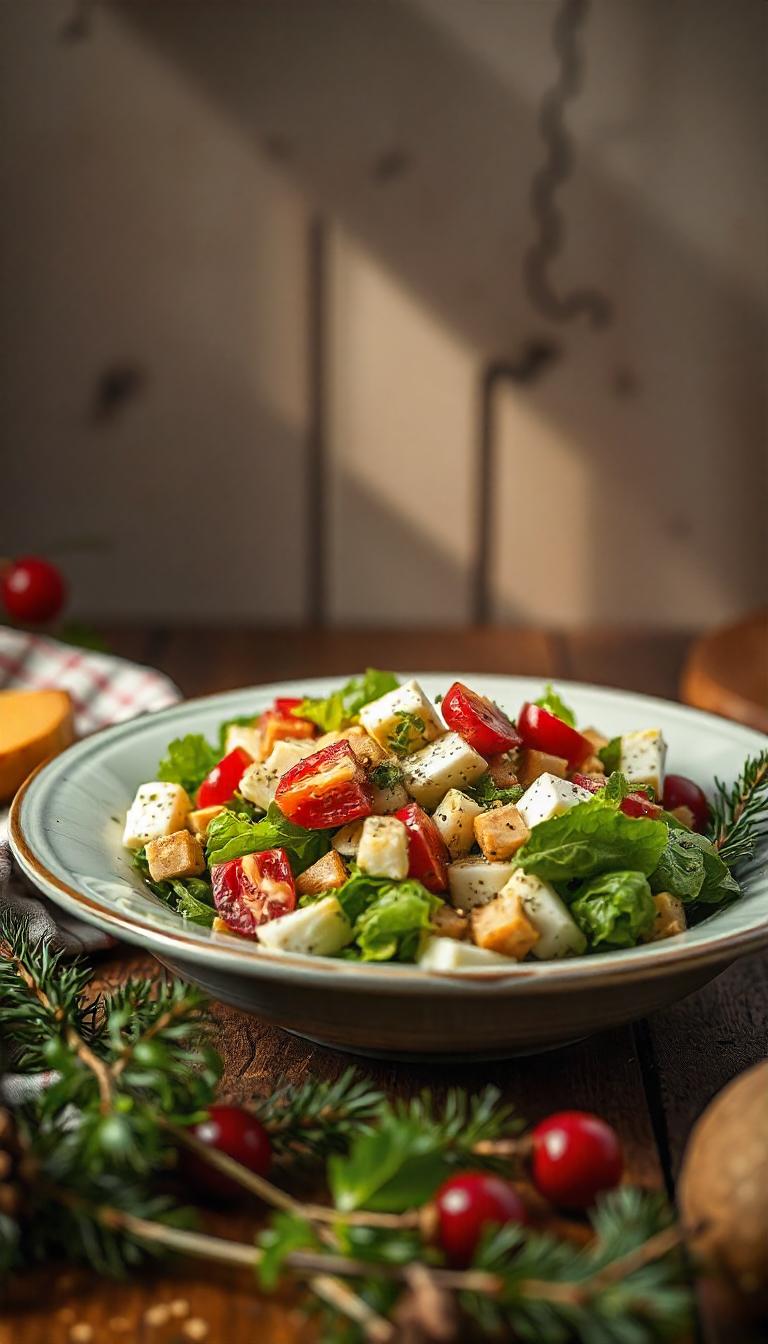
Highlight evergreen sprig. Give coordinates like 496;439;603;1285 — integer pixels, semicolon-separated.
708;749;768;868
251;1068;385;1162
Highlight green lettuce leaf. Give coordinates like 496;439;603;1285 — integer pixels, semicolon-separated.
205;804;330;875
674;831;739;904
354;885;439;962
156;734;219;794
132;850;215;927
649;830;705;901
533;683;576;727
514;794;668;883
599;737;622;773
292;669;399;733
571;870;655;949
469;774;523;808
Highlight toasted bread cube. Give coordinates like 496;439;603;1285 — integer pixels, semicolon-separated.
332;819;365;856
431;904;468;940
576;755;605;778
669;805;695;829
344;726;388;769
123;782;191;850
432;789;483;859
644;891;687;942
486;753;519;789
518;749;568;790
188;804;225;837
357;815;409;880
447;857;515;909
146;829;205;882
473;804;530;861
295;850;349;898
582;727;609;753
224;724;261;760
470;889;540;960
359;679;444;754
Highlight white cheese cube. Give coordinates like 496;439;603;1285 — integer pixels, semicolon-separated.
332;819;365;856
357;816;409;880
401;733;486;810
359;679;444;755
433;789;483;859
419;937;513;971
224;724;261;759
516;772;592;830
371;777;410;813
240;739;317;812
501;870;586;959
257;896;353;956
447;857;515;910
123;782;191;851
619;729;667;796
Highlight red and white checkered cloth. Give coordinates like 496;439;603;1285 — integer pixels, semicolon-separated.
0;625;181;954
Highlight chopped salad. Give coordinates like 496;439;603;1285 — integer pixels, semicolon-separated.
123;672;742;968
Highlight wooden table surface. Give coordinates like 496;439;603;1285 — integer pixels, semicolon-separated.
5;626;767;1344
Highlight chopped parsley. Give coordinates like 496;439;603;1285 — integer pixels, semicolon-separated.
388;711;426;758
370;761;405;791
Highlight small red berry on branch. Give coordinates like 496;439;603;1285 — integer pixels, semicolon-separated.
181;1105;272;1203
0;555;67;625
434;1171;527;1265
530;1110;623;1211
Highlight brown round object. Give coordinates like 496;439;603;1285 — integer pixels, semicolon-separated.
678;1060;768;1311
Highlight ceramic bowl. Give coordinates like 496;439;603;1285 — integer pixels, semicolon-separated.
10;675;768;1059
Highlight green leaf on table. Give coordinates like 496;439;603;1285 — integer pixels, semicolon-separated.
533;683;576;727
329;1116;449;1213
205;804;330;875
570;870;655;949
514;793;668;883
156;734;219;795
292;669;399;733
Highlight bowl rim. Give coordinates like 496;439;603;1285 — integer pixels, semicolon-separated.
9;673;768;993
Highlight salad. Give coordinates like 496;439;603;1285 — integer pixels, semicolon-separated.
122;671;744;969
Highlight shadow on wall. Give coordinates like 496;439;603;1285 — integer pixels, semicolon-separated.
115;0;766;624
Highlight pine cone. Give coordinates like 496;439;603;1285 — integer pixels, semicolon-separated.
0;1107;25;1219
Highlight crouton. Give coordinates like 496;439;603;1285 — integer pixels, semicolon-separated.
344;726;388;769
473;803;530;861
146;829;205;882
582;727;609;753
518;748;568;789
575;755;605;778
295;849;349;897
643;891;687;942
431;904;468;940
486;752;519;789
669;804;695;830
187;804;225;837
470;889;540;959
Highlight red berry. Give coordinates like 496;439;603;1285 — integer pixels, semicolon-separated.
181;1105;271;1203
531;1111;623;1211
1;555;66;624
662;774;710;832
435;1171;527;1265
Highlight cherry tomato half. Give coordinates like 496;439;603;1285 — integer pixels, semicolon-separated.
394;801;449;893
197;747;253;808
571;773;663;819
211;848;296;937
662;774;709;832
517;703;592;767
275;740;372;830
442;681;521;757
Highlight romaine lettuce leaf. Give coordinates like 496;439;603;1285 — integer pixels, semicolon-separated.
132;849;215;926
599;737;622;773
649;830;705;900
571;870;655;949
205;804;330;875
533;683;576;727
292;669;399;733
514;793;668;882
354;884;439;962
156;734;219;794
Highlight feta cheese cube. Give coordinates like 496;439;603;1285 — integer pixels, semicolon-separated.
447;857;515;910
401;733;486;810
370;776;411;814
419;937;514;971
224;724;262;759
123;782;191;851
619;729;667;796
516;772;592;830
357;815;409;880
256;896;353;956
500;870;586;959
359;679;444;755
432;789;483;859
240;738;317;812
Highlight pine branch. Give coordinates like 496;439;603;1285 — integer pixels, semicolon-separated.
250;1068;385;1162
708;749;768;868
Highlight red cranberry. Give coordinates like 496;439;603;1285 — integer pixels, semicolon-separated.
662;774;710;832
181;1105;271;1202
435;1171;527;1265
1;555;66;624
531;1110;623;1211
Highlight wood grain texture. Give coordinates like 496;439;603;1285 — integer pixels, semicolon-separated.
5;624;765;1344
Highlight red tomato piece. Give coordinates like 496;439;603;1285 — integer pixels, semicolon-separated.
197;747;253;808
570;773;604;795
259;709;317;757
211;848;296;938
274;696;304;714
394;801;449;893
662;774;709;832
442;681;521;757
571;773;663;819
275;740;372;830
517;703;592;767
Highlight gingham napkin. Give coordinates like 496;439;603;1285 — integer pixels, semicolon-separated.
0;626;181;953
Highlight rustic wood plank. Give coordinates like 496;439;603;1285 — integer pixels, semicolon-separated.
559;627;693;701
